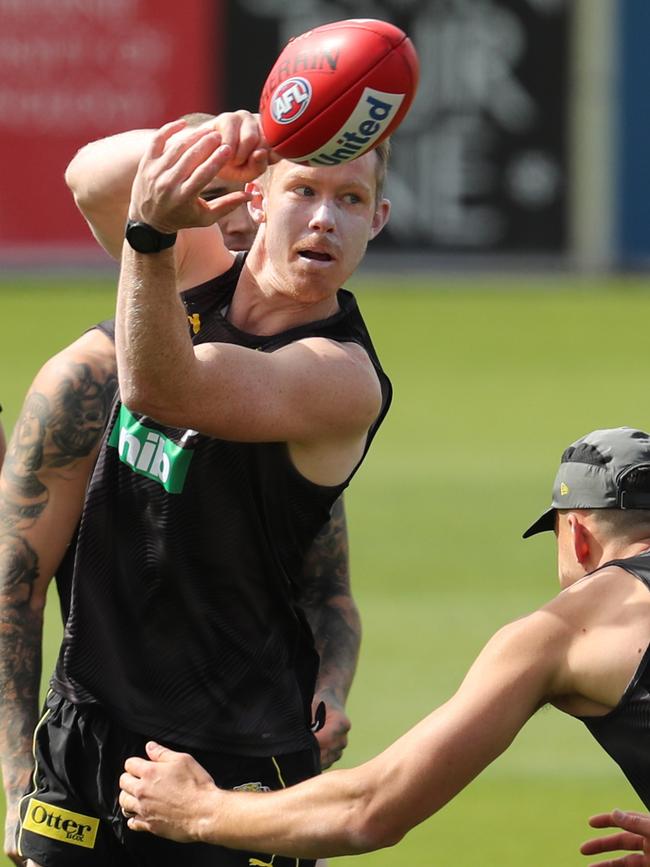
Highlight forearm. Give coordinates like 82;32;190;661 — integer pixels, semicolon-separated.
302;497;360;704
116;247;196;419
65;129;154;258
0;583;43;802
197;766;384;858
66;129;153;211
311;597;361;706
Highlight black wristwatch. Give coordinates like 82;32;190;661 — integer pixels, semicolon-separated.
125;220;177;254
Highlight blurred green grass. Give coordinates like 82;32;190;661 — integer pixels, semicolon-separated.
0;271;647;866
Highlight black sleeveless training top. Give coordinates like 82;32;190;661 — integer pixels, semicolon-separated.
578;551;650;808
53;253;392;754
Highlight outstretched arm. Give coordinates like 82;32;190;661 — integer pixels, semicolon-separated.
119;610;567;858
581;810;650;866
0;329;116;865
299;496;360;769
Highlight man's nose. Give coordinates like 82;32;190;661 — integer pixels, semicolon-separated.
308;201;336;231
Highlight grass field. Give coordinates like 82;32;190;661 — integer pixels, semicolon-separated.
0;269;648;866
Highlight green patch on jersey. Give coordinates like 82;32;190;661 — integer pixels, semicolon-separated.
108;405;193;493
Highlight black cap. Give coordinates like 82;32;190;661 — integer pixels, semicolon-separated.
523;427;650;538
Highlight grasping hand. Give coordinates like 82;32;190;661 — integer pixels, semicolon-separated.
119;741;217;843
129;113;270;234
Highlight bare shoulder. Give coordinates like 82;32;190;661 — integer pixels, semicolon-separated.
543;566;650;713
546;564;650;623
287;336;383;420
44;326;116;371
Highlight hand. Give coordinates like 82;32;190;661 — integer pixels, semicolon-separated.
198;110;278;185
119;741;217;842
581;810;650;865
128;117;266;234
4;797;23;866
313;695;351;770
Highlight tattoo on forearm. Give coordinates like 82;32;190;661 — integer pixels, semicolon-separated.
0;531;42;796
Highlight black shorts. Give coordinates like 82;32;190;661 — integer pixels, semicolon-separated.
18;691;319;867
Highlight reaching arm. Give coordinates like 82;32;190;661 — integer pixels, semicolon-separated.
299;496;359;769
0;329;116;865
65;111;269;283
117;123;381;485
65;129;154;259
119;608;568;858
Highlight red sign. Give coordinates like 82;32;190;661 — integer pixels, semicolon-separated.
0;0;222;258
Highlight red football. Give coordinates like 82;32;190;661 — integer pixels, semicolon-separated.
259;18;419;165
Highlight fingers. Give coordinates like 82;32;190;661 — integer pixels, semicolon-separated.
123;755;150;776
610;812;650;836
580;831;644;855
147;119;188;160
119;787;138;817
127;815;152;834
213;111;267;166
590;814;624;829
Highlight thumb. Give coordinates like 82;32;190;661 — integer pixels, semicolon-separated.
145;741;178;762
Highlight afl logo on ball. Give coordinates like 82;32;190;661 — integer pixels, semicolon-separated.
271;77;312;124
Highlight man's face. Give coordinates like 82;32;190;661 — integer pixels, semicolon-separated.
251;151;390;299
201;179;258;251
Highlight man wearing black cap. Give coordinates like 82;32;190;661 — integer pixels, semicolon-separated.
118;426;650;860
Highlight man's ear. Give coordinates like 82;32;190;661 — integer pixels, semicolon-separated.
568;514;591;566
246;180;266;225
369;198;391;240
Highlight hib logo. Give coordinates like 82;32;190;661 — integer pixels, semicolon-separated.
303;87;404;166
108;406;193;493
22;798;98;849
271;77;312;124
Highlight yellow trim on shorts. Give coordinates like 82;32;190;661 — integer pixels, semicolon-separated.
16;690;54;859
248;756;303;867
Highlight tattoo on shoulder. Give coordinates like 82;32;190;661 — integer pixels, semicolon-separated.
50;360;118;463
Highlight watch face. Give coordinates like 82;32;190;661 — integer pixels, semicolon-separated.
125;221;176;253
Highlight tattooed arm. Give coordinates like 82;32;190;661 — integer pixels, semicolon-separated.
299;496;361;770
0;328;117;865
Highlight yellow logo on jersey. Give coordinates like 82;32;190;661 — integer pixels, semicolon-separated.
22;798;98;849
188;312;201;334
560;482;570;496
